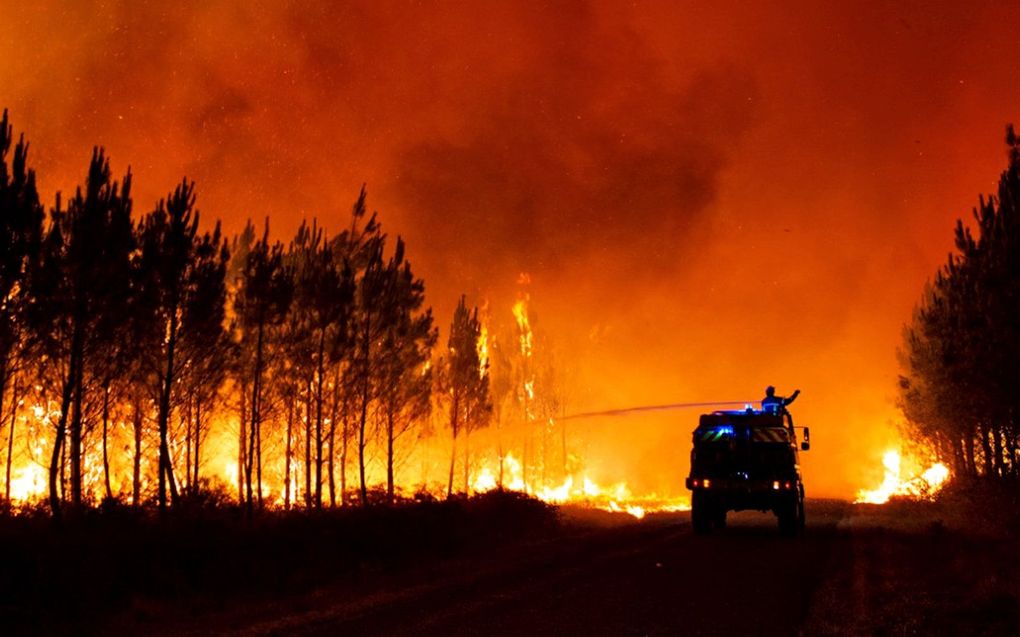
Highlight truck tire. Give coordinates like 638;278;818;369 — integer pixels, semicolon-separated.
776;497;800;537
692;492;712;535
713;507;727;530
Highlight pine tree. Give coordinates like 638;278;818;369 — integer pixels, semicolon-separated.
235;222;293;512
177;224;231;495
375;238;436;503
443;296;491;498
29;148;133;516
0;110;43;504
138;180;220;509
901;126;1020;479
291;221;355;508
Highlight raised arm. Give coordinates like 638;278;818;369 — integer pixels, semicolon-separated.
783;389;801;406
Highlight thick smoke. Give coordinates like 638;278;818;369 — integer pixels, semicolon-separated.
390;8;757;286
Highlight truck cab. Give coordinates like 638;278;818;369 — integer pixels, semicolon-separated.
685;408;809;535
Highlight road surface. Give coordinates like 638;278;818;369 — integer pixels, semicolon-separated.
149;500;1020;637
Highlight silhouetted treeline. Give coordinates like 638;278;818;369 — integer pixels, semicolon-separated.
0;109;501;516
900;126;1020;480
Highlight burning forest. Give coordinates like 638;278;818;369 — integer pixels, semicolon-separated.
3;3;1020;634
0;114;689;518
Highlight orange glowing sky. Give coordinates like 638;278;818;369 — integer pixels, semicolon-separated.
4;1;1020;497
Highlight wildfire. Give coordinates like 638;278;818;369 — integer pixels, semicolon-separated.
8;463;47;503
470;452;689;519
477;320;489;378
512;297;533;359
855;449;950;504
0;284;692;520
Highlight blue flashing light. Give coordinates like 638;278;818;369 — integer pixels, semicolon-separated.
716;425;734;435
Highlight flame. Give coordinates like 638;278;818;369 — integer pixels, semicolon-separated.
477;320;489;378
0;284;688;518
470;452;689;518
512;297;533;359
855;449;950;504
1;392;693;518
8;463;47;503
224;462;239;493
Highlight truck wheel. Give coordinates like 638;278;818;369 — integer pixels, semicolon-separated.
713;507;727;530
776;499;798;537
692;493;712;535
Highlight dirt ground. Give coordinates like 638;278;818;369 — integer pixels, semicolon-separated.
115;499;1019;636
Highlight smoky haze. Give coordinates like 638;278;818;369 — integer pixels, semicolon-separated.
5;0;1020;497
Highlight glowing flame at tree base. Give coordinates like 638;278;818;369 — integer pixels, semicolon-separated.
855;450;950;504
470;453;689;519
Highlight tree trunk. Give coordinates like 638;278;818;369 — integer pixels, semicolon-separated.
256;408;263;508
315;328;325;508
386;407;395;503
193;397;202;493
102;382;113;501
447;433;457;500
341;393;349;506
447;393;459;499
157;312;180;511
284;393;293;509
255;339;265;509
358;355;370;506
238;381;246;503
358;381;369;506
992;423;1005;478
60;435;67;502
49;342;79;520
5;375;19;502
328;365;340;507
184;394;192;493
0;364;6;499
69;351;84;507
132;398;142;506
358;315;372;507
463;422;470;496
247;321;264;514
304;384;312;507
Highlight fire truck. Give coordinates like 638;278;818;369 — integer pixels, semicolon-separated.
685;407;810;535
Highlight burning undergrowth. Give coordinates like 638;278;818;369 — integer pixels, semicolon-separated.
855;449;951;505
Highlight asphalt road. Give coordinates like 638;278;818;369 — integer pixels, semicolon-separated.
160;499;1019;637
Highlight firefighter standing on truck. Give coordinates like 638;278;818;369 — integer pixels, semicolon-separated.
761;386;800;413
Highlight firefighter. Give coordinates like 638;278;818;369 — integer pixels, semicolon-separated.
761;386;800;413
